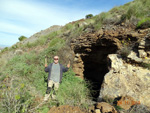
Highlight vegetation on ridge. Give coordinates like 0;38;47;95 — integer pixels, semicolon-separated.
18;36;27;42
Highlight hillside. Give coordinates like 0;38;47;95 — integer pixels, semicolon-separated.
1;0;150;113
0;45;7;50
0;47;3;50
0;46;4;52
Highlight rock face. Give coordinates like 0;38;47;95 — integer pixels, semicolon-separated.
70;31;121;98
117;95;138;110
69;24;150;107
70;25;147;80
99;54;150;108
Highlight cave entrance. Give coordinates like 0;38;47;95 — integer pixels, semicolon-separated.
73;39;118;101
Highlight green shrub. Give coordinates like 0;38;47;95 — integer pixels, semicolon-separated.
110;6;120;14
8;44;19;51
18;36;27;41
46;31;58;39
141;62;150;69
49;38;63;47
41;31;59;41
137;18;150;29
63;23;74;31
103;17;120;25
36;105;49;113
125;0;150;19
115;105;123;111
48;38;65;55
85;14;93;19
24;42;33;48
94;12;110;30
5;53;36;77
1;47;8;53
126;6;135;19
117;45;131;58
1;80;33;113
3;51;48;94
71;26;84;38
120;14;127;23
99;12;110;22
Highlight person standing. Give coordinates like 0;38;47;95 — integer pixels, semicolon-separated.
44;56;70;101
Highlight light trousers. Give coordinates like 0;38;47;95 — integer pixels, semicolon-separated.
48;80;59;91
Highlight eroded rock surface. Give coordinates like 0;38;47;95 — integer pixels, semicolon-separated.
99;54;150;107
69;25;150;107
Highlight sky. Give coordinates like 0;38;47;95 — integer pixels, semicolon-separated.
0;0;133;47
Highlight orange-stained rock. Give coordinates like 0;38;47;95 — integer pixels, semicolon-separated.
117;95;137;110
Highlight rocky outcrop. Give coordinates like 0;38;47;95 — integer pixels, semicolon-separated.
70;28;122;98
99;53;150;108
117;95;138;110
69;24;150;108
70;26;149;79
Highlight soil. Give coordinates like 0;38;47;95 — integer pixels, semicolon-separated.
47;105;90;113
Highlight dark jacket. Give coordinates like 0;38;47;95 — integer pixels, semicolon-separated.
45;63;69;83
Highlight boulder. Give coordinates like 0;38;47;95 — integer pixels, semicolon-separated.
99;54;150;108
138;49;147;58
117;95;138;110
96;102;117;113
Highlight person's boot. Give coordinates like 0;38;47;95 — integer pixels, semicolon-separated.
52;90;57;100
44;94;50;101
44;87;51;101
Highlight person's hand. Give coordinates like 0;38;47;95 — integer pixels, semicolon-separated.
45;55;48;67
45;64;48;67
67;61;70;68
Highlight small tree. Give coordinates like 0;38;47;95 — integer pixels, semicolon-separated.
85;14;93;19
18;36;27;41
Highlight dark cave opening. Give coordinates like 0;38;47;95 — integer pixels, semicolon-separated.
74;43;118;101
81;46;111;101
82;59;109;101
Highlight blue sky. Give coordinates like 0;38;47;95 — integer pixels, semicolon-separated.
0;0;133;47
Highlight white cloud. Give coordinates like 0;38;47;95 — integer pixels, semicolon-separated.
1;0;90;26
0;0;101;46
0;32;19;46
0;22;34;36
